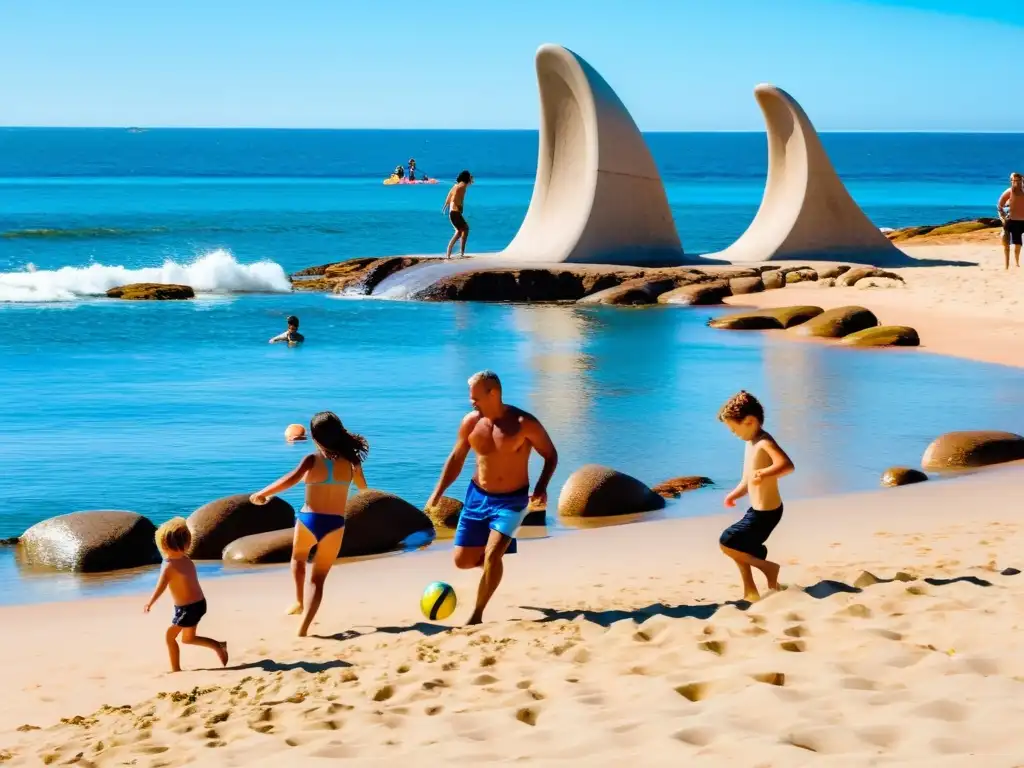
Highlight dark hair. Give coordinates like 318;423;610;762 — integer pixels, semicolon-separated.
287;315;299;328
718;390;765;424
310;411;369;464
456;170;472;184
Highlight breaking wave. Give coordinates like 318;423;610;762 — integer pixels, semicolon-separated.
0;249;291;303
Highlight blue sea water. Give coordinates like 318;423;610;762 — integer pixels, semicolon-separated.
1;128;1023;605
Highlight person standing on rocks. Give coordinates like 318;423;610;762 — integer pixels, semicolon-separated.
425;371;558;625
442;170;473;259
997;172;1024;269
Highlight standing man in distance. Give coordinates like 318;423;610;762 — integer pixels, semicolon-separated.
997;172;1024;270
426;371;558;625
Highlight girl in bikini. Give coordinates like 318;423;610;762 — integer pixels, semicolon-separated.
251;411;369;636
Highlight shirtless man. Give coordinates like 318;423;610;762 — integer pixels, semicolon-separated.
717;390;795;602
997;172;1024;269
426;371;557;624
442;170;473;259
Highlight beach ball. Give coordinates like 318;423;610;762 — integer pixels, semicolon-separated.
421;581;457;621
285;424;307;442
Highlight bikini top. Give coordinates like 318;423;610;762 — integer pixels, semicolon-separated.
308;457;354;487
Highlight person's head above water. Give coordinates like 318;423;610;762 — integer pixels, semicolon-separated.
309;411;369;465
457;170;473;185
468;370;503;419
718;390;765;441
287;315;299;330
285;423;307;442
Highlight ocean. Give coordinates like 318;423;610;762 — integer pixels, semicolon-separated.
2;128;1023;605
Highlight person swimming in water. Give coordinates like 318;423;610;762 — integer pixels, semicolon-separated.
442;170;473;259
250;411;369;637
269;315;304;345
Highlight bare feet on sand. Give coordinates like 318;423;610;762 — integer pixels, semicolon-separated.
217;642;229;667
286;602;303;616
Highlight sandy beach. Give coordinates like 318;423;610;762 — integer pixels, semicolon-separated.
3;463;1024;766
725;241;1024;369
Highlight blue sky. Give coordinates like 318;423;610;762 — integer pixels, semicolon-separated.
1;0;1021;130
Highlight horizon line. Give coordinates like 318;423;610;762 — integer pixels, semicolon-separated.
2;126;1024;135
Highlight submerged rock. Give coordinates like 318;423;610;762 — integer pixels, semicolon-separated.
841;326;920;347
709;306;823;330
341;490;434;556
106;283;194;301
651;476;714;499
922;431;1024;471
881;467;928;487
790;305;878;338
187;494;295;560
20;511;159;572
577;278;678;306
558;465;665;518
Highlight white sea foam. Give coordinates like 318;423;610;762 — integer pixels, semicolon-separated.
0;249;292;303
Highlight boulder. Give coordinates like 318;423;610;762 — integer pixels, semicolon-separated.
818;266;851;280
762;270;786;290
425;496;464;530
922;431;1024;471
709;305;823;331
841;326;920;347
729;276;765;295
785;269;818;284
341;490;435;557
651;476;714;499
837;268;905;287
223;529;294;564
414;269;630;303
557;465;665;518
187;494;295;559
106;283;194;301
881;467;928;488
577;278;677;306
658;281;731;306
790;305;878;338
19;511;159;572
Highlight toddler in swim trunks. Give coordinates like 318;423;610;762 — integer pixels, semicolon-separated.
718;390;795;602
144;517;228;672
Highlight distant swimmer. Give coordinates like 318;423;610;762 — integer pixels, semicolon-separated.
425;371;558;625
442;170;473;259
270;315;304;345
997;172;1024;269
718;391;795;603
285;424;307;442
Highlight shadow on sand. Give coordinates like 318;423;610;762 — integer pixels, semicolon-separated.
289;568;1018;648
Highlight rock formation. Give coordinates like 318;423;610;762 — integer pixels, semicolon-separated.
19;511;159;572
922;431;1024;471
557;464;665;518
706;85;912;266
106;283;195;300
340;490;435;557
187;494;295;559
